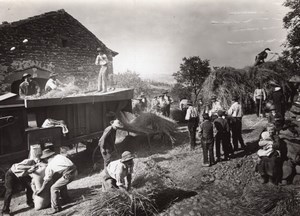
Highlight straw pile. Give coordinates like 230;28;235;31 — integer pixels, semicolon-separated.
83;189;158;216
118;111;177;144
39;83;81;99
200;64;289;112
242;183;300;215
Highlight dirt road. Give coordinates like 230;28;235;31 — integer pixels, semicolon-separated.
2;114;300;216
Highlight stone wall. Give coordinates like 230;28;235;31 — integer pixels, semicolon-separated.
0;9;116;93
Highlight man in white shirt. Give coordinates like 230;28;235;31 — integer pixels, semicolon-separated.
227;96;246;151
95;48;109;93
45;72;66;92
2;159;38;214
253;83;266;117
102;151;134;193
185;101;199;150
209;95;223;121
35;149;77;214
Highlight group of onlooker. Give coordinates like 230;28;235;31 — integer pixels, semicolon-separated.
184;95;245;167
152;91;173;116
149;91;174;117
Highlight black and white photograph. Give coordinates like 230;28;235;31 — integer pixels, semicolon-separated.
0;0;300;215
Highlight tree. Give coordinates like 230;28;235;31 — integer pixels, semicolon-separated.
173;56;211;102
170;83;192;101
114;70;151;97
281;0;300;74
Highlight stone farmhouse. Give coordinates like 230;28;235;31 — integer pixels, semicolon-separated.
0;9;117;93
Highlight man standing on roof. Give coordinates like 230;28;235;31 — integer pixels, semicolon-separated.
98;119;123;167
19;73;41;98
45;72;66;92
95;48;109;93
254;48;271;66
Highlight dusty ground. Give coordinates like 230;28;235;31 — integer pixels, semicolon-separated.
2;114;300;216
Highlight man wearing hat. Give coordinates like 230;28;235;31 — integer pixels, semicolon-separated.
35;149;77;214
95;48;109;93
198;113;215;166
45;72;66;92
1;158;38;214
161;91;173;117
102;151;134;192
253;82;266;117
151;96;161;114
98;119;123;167
267;105;284;134
139;92;148;112
19;73;41;98
227;95;246;151
185;100;199;150
269;82;285;120
214;110;231;162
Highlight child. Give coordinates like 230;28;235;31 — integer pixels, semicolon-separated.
198;113;215;166
214;110;231;162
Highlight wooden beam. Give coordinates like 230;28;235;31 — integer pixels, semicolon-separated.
24;88;134;108
0;150;28;163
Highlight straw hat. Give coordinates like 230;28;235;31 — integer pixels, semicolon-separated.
269;105;276;111
217;110;225;117
40;149;56;159
110;119;123;128
49;72;58;78
120;151;134;162
22;73;31;79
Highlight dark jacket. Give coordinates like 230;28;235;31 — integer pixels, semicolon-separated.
199;120;214;144
214;117;229;134
98;126;116;153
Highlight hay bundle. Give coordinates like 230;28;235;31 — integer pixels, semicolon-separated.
85;189;158;216
118;111;177;143
242;183;300;214
40;83;81;99
200;65;289;112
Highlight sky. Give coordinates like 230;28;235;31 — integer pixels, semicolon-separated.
0;0;289;82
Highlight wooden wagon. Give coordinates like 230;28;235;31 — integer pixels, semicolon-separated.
0;89;133;194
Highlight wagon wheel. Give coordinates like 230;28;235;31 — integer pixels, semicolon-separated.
92;145;103;171
0;167;6;197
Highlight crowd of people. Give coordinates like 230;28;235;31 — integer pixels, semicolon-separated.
133;91;174;117
184;95;245;167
